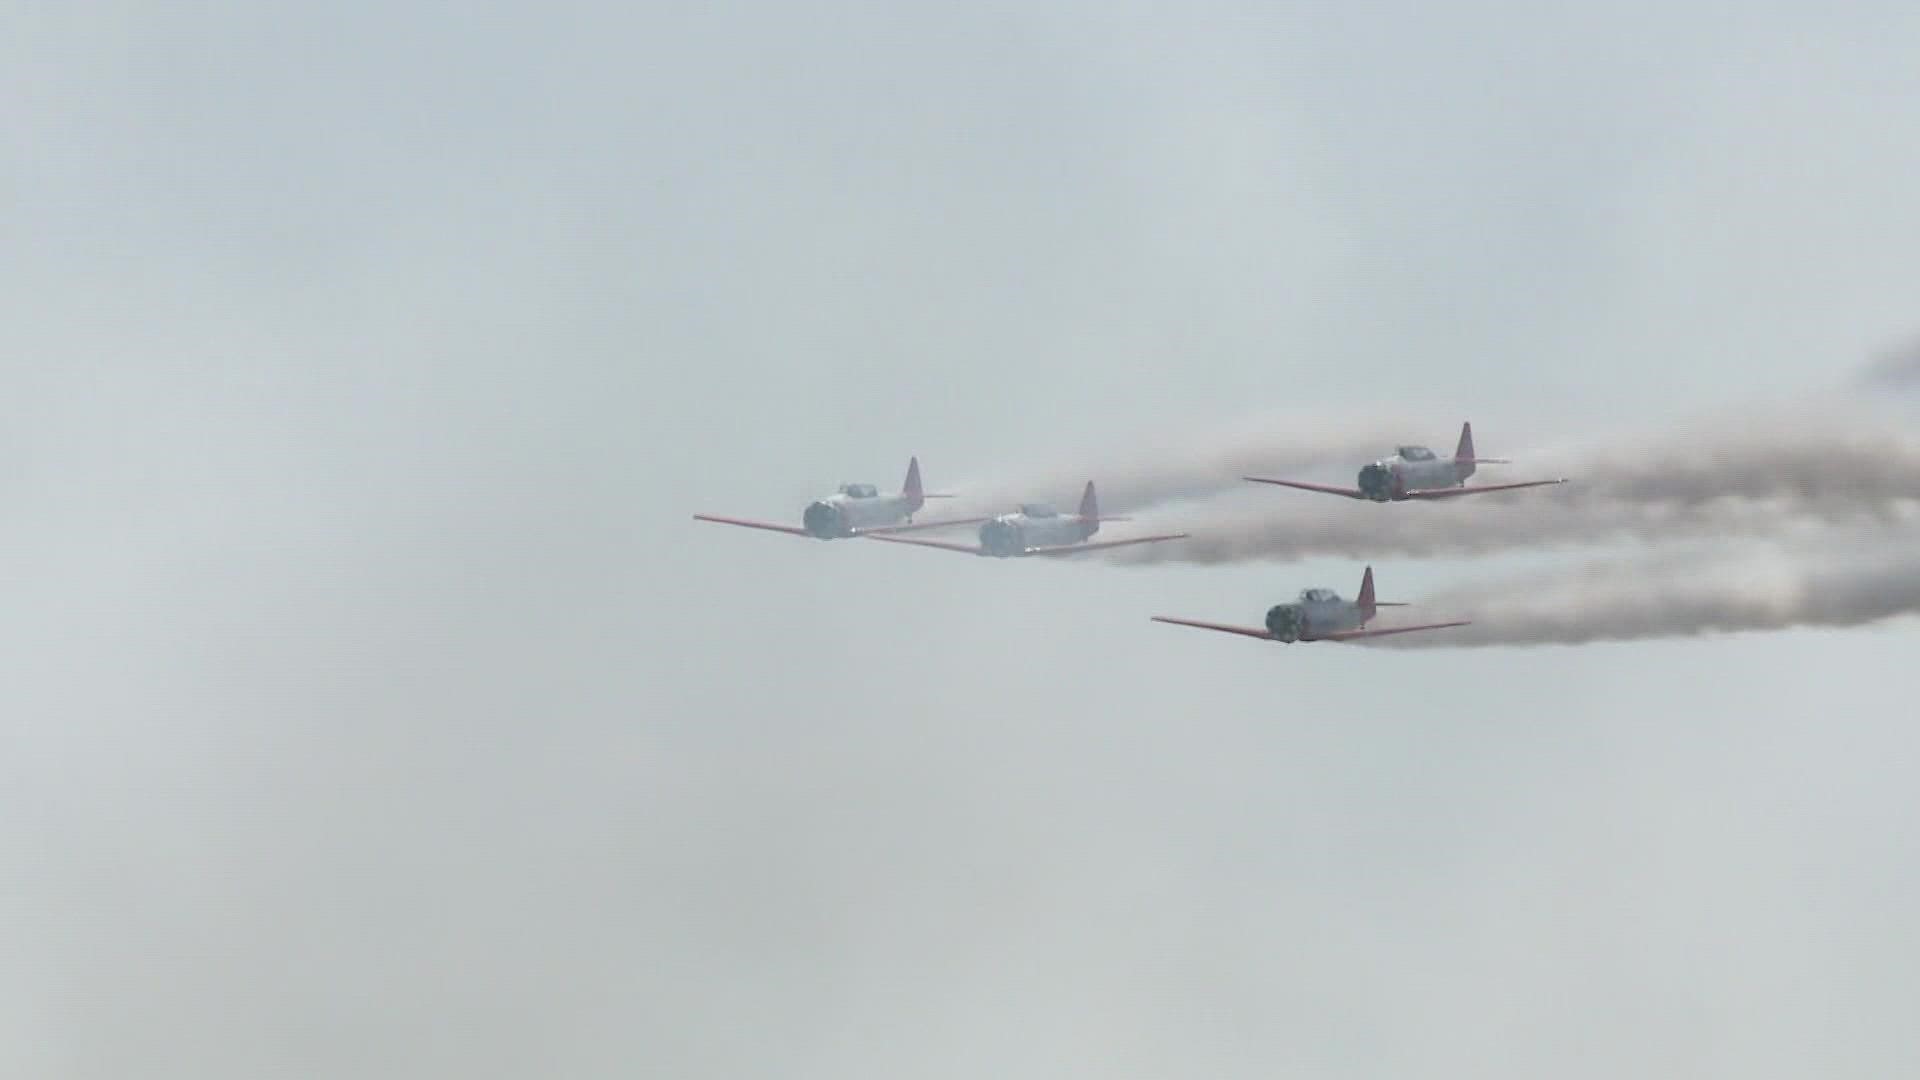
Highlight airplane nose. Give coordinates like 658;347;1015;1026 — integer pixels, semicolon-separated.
1357;464;1393;501
979;520;1021;557
1265;605;1302;643
802;501;843;538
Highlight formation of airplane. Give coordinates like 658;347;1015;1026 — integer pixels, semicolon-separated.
863;481;1187;558
1244;422;1566;502
696;423;1557;651
693;457;985;540
1151;567;1470;644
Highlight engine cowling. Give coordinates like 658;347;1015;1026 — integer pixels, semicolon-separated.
979;519;1025;557
803;501;849;538
1356;464;1395;502
1264;604;1304;643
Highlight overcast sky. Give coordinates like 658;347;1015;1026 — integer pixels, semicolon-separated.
5;4;1920;1077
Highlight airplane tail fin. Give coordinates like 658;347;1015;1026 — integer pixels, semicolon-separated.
1074;480;1131;522
1454;422;1477;478
1357;565;1377;617
903;457;925;509
1078;480;1099;530
901;456;958;502
1453;422;1510;475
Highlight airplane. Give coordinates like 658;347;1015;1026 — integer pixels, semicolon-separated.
1243;422;1566;502
1151;566;1469;644
863;481;1187;558
693;457;985;540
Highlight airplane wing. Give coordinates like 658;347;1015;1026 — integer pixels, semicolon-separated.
859;516;988;535
1319;620;1472;641
1242;476;1370;499
692;514;814;537
1025;533;1189;557
860;534;985;554
1403;479;1566;500
1148;615;1275;640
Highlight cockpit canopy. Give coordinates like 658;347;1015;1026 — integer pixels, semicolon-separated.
1299;587;1340;603
1017;502;1059;518
1396;445;1437;461
838;482;879;499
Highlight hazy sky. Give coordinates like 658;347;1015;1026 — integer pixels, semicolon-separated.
5;4;1920;1077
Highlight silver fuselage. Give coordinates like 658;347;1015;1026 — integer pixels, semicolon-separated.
977;506;1096;557
1264;589;1369;642
1357;446;1473;501
802;485;919;538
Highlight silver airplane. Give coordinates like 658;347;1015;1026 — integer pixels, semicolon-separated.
1244;422;1565;502
693;457;985;540
1152;566;1469;644
864;481;1187;558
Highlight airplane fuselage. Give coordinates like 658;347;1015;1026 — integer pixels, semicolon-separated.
802;486;920;538
1153;566;1465;646
977;508;1097;557
1357;448;1473;501
1264;589;1369;643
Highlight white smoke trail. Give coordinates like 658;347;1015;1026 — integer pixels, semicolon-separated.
1371;529;1920;647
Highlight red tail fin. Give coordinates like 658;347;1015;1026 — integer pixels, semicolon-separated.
1357;565;1377;616
902;456;925;509
1454;422;1476;478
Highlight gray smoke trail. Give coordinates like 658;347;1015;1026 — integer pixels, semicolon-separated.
1105;419;1920;566
1857;339;1920;391
1529;424;1920;507
1370;530;1920;647
1110;487;1916;566
965;402;1920;538
945;413;1421;517
959;351;1920;539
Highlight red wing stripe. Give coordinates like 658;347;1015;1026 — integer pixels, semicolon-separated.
1404;479;1566;499
1243;477;1370;499
1149;616;1275;641
860;534;985;555
862;516;988;534
1321;620;1472;641
692;514;815;537
1026;533;1188;557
